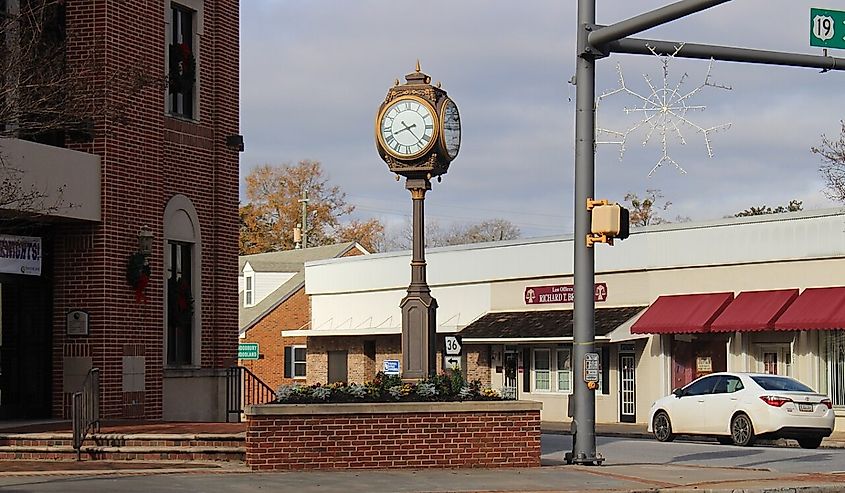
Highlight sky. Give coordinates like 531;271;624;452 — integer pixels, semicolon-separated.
239;1;844;240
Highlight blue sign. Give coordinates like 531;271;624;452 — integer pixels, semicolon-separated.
383;359;400;375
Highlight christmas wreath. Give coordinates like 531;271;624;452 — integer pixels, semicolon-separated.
126;252;151;302
168;42;196;94
168;276;194;329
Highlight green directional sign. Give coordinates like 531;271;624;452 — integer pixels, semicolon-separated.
238;342;259;360
811;8;845;50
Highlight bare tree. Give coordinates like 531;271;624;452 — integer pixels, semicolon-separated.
812;121;845;204
389;217;521;250
0;0;164;219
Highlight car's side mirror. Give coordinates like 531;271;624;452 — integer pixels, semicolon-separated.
672;388;685;398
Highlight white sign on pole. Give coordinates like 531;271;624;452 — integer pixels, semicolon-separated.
383;359;400;375
0;235;41;276
444;335;462;356
584;352;600;383
444;355;461;370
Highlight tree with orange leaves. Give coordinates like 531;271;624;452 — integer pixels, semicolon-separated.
239;160;385;254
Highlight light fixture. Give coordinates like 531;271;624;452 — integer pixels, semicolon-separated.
138;226;154;256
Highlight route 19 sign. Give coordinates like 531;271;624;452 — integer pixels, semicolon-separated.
811;8;845;50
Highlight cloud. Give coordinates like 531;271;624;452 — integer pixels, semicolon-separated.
240;0;844;238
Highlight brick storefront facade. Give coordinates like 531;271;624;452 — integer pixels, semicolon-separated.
2;1;241;421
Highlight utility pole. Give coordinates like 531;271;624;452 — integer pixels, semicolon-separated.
298;189;309;249
571;0;845;466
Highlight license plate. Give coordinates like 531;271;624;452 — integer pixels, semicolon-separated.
798;403;813;412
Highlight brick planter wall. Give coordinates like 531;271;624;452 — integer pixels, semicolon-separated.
244;401;541;470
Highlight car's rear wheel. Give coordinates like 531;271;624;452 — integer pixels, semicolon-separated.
653;411;675;442
797;436;823;449
716;436;733;445
731;413;755;447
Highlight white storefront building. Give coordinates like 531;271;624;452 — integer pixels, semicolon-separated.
290;209;845;428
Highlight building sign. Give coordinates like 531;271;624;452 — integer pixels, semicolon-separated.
524;283;607;305
66;310;90;336
238;342;259;360
0;235;41;276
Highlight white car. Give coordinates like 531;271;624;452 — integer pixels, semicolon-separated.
647;372;834;449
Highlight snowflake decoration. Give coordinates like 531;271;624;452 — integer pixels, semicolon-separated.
596;44;732;176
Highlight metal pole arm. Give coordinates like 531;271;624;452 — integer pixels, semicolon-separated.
588;0;731;48
608;37;845;72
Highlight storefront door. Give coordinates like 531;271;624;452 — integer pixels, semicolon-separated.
503;348;517;399
619;352;636;423
672;335;728;390
0;273;53;419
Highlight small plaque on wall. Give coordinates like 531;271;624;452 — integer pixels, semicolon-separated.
66;310;89;336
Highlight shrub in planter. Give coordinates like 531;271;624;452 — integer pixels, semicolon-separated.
275;370;506;404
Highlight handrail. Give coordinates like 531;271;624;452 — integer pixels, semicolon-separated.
72;368;100;460
226;366;276;423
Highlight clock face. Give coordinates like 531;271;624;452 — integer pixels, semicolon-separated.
378;97;437;159
440;98;461;160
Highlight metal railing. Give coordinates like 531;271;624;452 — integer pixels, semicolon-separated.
72;367;100;460
226;366;276;423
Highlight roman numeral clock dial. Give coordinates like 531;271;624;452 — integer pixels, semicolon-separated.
378;96;437;159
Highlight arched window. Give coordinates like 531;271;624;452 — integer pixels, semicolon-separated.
163;194;202;367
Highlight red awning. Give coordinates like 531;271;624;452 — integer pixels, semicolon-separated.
773;287;845;330
631;292;734;334
710;289;799;332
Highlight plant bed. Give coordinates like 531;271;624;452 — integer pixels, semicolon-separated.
244;400;541;470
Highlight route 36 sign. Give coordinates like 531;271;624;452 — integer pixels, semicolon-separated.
444;335;462;356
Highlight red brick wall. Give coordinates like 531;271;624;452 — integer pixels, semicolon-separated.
242;288;309;391
246;409;540;470
51;0;239;419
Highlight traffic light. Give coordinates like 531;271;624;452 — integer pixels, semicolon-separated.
588;200;630;246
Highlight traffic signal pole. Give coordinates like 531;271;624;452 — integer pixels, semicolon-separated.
571;0;845;466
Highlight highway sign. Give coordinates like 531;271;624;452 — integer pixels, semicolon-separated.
811;8;845;50
444;335;462;356
444;355;462;370
383;359;400;375
238;342;259;360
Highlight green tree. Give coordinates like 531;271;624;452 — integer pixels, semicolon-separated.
735;200;803;217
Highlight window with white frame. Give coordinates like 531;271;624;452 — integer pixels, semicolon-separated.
556;348;572;393
290;345;307;379
244;274;254;307
533;349;551;391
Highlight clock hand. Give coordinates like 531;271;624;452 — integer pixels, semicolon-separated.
401;121;420;139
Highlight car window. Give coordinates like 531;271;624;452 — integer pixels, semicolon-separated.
751;375;814;392
712;376;729;394
684;375;718;396
725;376;743;393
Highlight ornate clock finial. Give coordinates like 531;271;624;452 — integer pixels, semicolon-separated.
415;59;421;72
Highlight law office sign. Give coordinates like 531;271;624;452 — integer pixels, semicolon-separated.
0;235;41;276
524;283;607;305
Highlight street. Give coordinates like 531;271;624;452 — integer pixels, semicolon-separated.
543;434;845;474
1;434;845;492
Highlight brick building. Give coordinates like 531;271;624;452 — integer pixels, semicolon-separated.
238;243;367;391
0;0;240;421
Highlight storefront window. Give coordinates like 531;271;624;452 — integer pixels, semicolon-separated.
826;331;845;406
533;349;550;391
556;348;571;393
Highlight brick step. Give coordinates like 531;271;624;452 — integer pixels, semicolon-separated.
0;433;245;462
0;433;244;448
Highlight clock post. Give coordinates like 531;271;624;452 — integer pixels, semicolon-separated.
375;62;461;380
